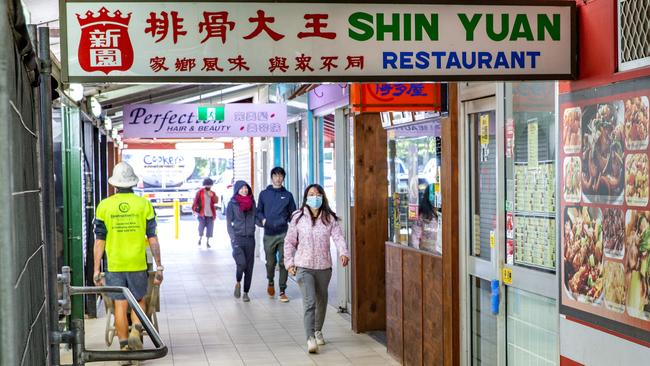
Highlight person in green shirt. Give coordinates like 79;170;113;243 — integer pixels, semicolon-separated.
93;162;164;362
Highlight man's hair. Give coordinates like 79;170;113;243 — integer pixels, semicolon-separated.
270;167;286;178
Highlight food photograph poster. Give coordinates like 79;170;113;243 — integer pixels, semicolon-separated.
560;78;650;342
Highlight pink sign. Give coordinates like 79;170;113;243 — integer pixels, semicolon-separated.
123;103;287;138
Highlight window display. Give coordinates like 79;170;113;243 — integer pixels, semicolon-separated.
505;82;557;271
387;119;442;254
559;79;650;343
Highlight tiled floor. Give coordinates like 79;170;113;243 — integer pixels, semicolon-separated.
62;217;397;365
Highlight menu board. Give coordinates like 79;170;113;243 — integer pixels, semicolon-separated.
560;85;650;341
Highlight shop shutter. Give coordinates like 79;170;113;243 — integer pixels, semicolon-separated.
233;137;252;184
618;0;650;71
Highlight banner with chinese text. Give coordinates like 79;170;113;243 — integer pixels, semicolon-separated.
122;103;287;138
351;83;443;112
62;1;575;82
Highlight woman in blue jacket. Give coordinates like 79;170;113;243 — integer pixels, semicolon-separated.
226;180;257;302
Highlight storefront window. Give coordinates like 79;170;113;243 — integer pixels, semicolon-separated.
387;116;442;254
469;111;497;261
505;82;557;271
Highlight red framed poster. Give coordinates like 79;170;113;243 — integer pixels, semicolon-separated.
559;77;650;343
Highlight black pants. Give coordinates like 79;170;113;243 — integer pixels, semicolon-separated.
232;236;255;293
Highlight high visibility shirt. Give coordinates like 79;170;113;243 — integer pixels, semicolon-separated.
95;193;156;272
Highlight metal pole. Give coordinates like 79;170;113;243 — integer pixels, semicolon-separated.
174;199;180;239
37;26;60;366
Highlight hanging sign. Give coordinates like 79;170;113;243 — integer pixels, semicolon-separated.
351;83;443;112
61;1;576;82
122;103;287;138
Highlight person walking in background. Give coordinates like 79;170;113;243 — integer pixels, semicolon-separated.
256;167;296;302
93;162;164;364
226;180;257;302
284;184;349;354
192;177;218;248
411;184;442;254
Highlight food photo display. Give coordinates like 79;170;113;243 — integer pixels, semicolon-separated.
560;91;650;339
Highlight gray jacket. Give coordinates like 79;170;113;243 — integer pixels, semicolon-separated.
226;181;257;240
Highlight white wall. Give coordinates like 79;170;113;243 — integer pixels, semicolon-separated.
560;316;650;365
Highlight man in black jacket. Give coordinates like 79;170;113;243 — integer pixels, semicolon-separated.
256;167;296;302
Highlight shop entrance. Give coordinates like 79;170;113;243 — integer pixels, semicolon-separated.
460;94;502;366
459;83;561;366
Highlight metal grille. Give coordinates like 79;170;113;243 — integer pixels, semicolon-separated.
619;0;650;70
0;14;48;366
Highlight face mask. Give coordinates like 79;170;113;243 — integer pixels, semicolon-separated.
306;196;323;209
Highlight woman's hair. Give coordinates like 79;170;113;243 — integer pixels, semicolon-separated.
294;184;338;226
419;184;438;221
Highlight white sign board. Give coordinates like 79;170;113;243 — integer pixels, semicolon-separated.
61;1;576;82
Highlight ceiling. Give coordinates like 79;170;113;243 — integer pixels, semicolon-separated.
23;0;61;59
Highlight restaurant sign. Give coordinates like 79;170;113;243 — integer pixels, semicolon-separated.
61;1;576;82
122;103;287;138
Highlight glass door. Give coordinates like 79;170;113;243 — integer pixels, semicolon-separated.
460;94;506;366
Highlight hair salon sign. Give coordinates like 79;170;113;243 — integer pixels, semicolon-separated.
122;103;287;138
61;1;575;82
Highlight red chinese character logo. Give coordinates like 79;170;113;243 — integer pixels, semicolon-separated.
202;58;224;72
76;7;134;74
269;57;289;73
145;11;187;44
243;10;284;41
228;55;250;71
345;56;364;70
295;54;314;72
298;14;336;39
199;12;235;44
320;56;338;71
149;56;169;72
175;58;196;72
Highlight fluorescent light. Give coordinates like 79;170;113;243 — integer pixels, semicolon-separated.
175;142;225;150
173;84;255;104
287;100;308;110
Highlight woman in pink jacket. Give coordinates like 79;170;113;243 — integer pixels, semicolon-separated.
284;184;349;354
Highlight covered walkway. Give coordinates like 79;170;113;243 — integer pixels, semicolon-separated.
62;218;396;366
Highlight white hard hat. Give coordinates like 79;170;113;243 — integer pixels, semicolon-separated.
108;162;139;188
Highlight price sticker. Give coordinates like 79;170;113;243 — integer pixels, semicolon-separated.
502;268;513;285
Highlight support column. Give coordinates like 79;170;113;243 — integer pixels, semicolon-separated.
441;83;460;366
351;113;387;332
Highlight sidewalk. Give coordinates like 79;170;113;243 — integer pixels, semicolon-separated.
62;217;397;366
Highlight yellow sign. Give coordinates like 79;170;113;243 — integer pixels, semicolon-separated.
502;268;513;285
490;230;495;248
434;183;440;193
480;114;490;145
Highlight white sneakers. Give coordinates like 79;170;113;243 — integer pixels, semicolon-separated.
307;331;325;353
314;331;325;345
307;336;319;353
